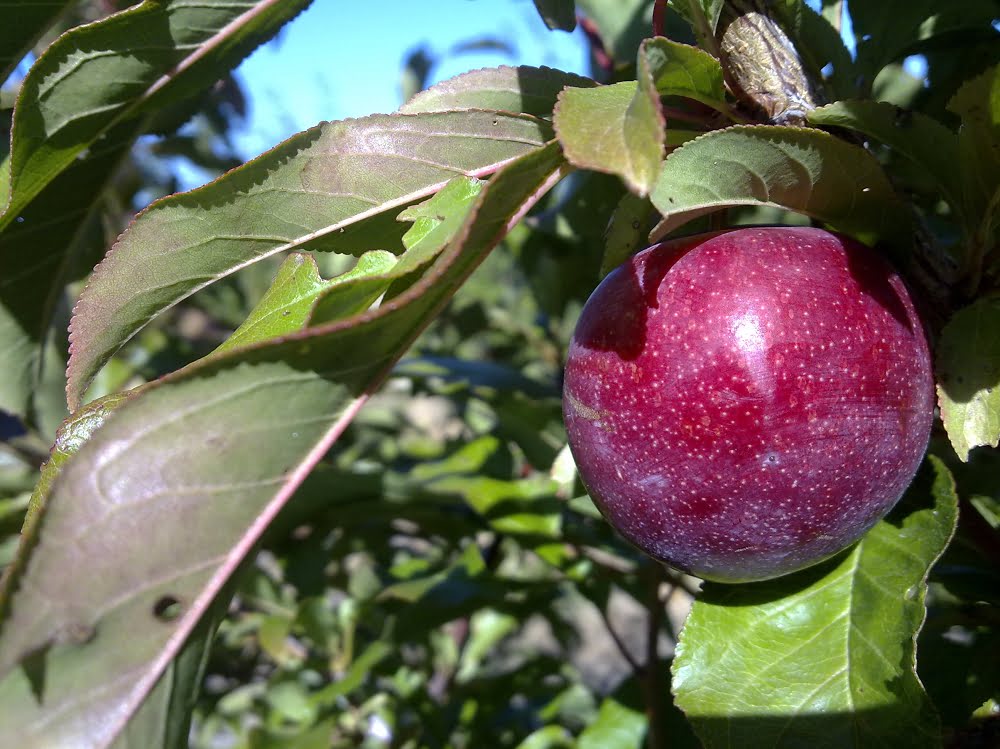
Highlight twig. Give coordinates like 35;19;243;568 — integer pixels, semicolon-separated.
642;565;669;749
652;0;667;38
596;596;644;674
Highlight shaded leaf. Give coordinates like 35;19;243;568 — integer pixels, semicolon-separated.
554;44;664;196
668;0;724;55
399;65;595;116
0;0;72;84
1;0;312;228
532;0;577;32
0;121;138;419
649;125;910;243
936;297;1000;461
577;0;659;65
0;142;567;748
601;192;652;277
947;65;1000;268
673;456;958;748
848;0;1000;84
808;100;964;223
66;109;554;409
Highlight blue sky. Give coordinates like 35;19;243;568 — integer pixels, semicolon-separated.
230;0;590;159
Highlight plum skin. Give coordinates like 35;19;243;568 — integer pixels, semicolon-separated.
562;227;934;583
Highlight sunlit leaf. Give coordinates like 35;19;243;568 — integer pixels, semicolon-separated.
673;456;958;748
399;65;595;116
936;297;1000;461
0;143;568;749
0;0;312;419
214;251;397;354
1;0;312;227
65;109;553;409
642;36;729;113
649;125;910;243
554;44;664;196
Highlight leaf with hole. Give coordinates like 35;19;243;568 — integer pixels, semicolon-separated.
0;143;567;749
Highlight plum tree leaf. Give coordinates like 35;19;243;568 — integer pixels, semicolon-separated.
668;0;724;55
0;0;72;84
0;0;311;419
213;251;397;354
0;0;312;228
808;100;964;224
65;109;553;410
642;36;730;113
847;0;1000;84
577;0;658;64
554;45;664;196
673;455;958;748
649;125;911;243
936;297;1000;461
0;143;568;749
601;192;652;277
217;177;487;353
399;65;595;116
947;65;1000;269
576;697;647;749
531;0;577;32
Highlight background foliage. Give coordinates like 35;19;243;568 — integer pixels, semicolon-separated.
0;1;998;748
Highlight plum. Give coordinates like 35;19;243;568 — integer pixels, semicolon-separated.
562;227;934;582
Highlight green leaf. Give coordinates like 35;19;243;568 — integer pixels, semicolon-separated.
554;45;664;196
531;0;577;32
577;697;647;749
642;36;729;113
0;142;567;748
0;0;73;84
399;65;595;116
936;297;1000;461
808;101;964;224
65;109;553;410
379;544;486;604
514;725;574;749
1;0;313;228
673;456;959;748
215;251;397;353
649;125;911;243
947;65;1000;271
0;0;314;420
848;0;1000;83
577;0;658;64
601;192;652;277
0;120;138;419
668;0;725;55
